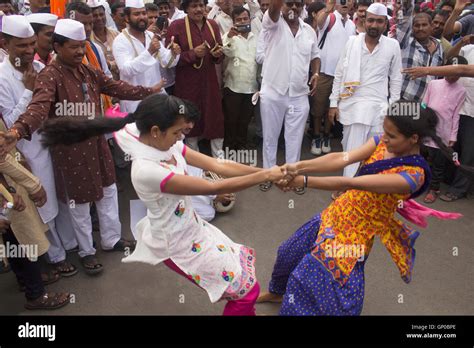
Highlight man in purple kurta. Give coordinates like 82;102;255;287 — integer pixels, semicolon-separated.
165;0;225;157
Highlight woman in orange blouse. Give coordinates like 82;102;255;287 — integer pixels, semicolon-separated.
258;101;469;315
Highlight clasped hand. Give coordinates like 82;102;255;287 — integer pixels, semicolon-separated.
266;164;302;192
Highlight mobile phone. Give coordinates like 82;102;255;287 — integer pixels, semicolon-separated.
156;16;168;31
236;24;251;33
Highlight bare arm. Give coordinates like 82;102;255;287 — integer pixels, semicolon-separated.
289;173;413;195
442;0;466;41
163;167;280;195
403;64;474;78
316;0;334;30
445;34;473;61
185;146;262;177
283;137;377;175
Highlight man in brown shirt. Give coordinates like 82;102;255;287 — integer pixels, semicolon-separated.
2;19;163;275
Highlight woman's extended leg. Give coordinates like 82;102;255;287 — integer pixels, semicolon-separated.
259;214;322;302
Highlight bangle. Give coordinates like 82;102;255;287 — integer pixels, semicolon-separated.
303;175;308;188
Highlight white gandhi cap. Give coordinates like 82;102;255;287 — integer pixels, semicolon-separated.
87;0;105;9
125;0;145;8
54;19;86;41
27;13;59;27
1;15;35;38
366;3;388;17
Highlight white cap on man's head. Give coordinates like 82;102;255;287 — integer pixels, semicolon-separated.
125;0;145;8
87;0;105;9
54;19;86;41
366;3;388;17
27;13;58;27
1;15;35;38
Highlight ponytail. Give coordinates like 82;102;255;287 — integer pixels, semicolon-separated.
40;113;134;147
39;94;200;147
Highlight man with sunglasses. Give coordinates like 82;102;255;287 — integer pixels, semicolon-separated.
258;0;320;193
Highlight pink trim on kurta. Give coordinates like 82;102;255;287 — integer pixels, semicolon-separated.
182;144;187;157
160;172;175;192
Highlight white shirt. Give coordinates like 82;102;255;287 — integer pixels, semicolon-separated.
459;45;474;117
207;5;262;37
330;34;403;126
92;40;113;79
117;125;256;303
319;10;356;76
170;8;186;22
261;11;320;97
112;29;178;112
0;58;58;223
222;32;258;94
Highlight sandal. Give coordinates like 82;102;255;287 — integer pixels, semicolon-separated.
439;192;462;202
80;255;103;275
259;181;273;192
423;190;440;204
103;238;136;252
51;260;78;277
25;292;70;310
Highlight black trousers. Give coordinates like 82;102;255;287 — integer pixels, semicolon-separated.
222;88;254;150
427;147;446;191
2;227;44;300
449;115;474;196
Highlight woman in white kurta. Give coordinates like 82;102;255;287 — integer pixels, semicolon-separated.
39;93;286;315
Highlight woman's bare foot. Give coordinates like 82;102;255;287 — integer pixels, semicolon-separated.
256;291;283;303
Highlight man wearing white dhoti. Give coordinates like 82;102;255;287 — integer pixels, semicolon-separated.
328;3;402;178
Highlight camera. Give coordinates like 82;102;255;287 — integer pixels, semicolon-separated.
236;24;251;33
156;16;168;31
336;0;347;6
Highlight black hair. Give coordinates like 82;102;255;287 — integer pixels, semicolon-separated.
413;11;432;23
30;22;48;35
0;0;12;4
154;0;170;6
51;32;71;53
231;6;250;20
1;32;14;42
387;100;474;174
438;0;454;10
145;2;159;11
111;3;125;15
356;0;372;9
66;2;92;17
445;55;468;66
306;1;325;23
39;94;201;147
433;9;449;20
182;0;208;13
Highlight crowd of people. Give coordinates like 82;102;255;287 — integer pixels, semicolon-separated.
0;0;472;315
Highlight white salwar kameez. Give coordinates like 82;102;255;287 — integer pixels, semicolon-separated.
116;125;256;303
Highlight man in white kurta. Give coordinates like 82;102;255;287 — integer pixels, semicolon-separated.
112;0;178;112
259;0;320;189
329;3;402;177
0;16;78;267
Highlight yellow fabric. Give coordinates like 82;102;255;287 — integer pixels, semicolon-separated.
312;141;425;285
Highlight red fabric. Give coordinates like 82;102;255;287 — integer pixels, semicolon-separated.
165;18;225;140
397;199;462;228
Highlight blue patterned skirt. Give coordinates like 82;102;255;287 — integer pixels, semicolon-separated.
269;213;365;316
